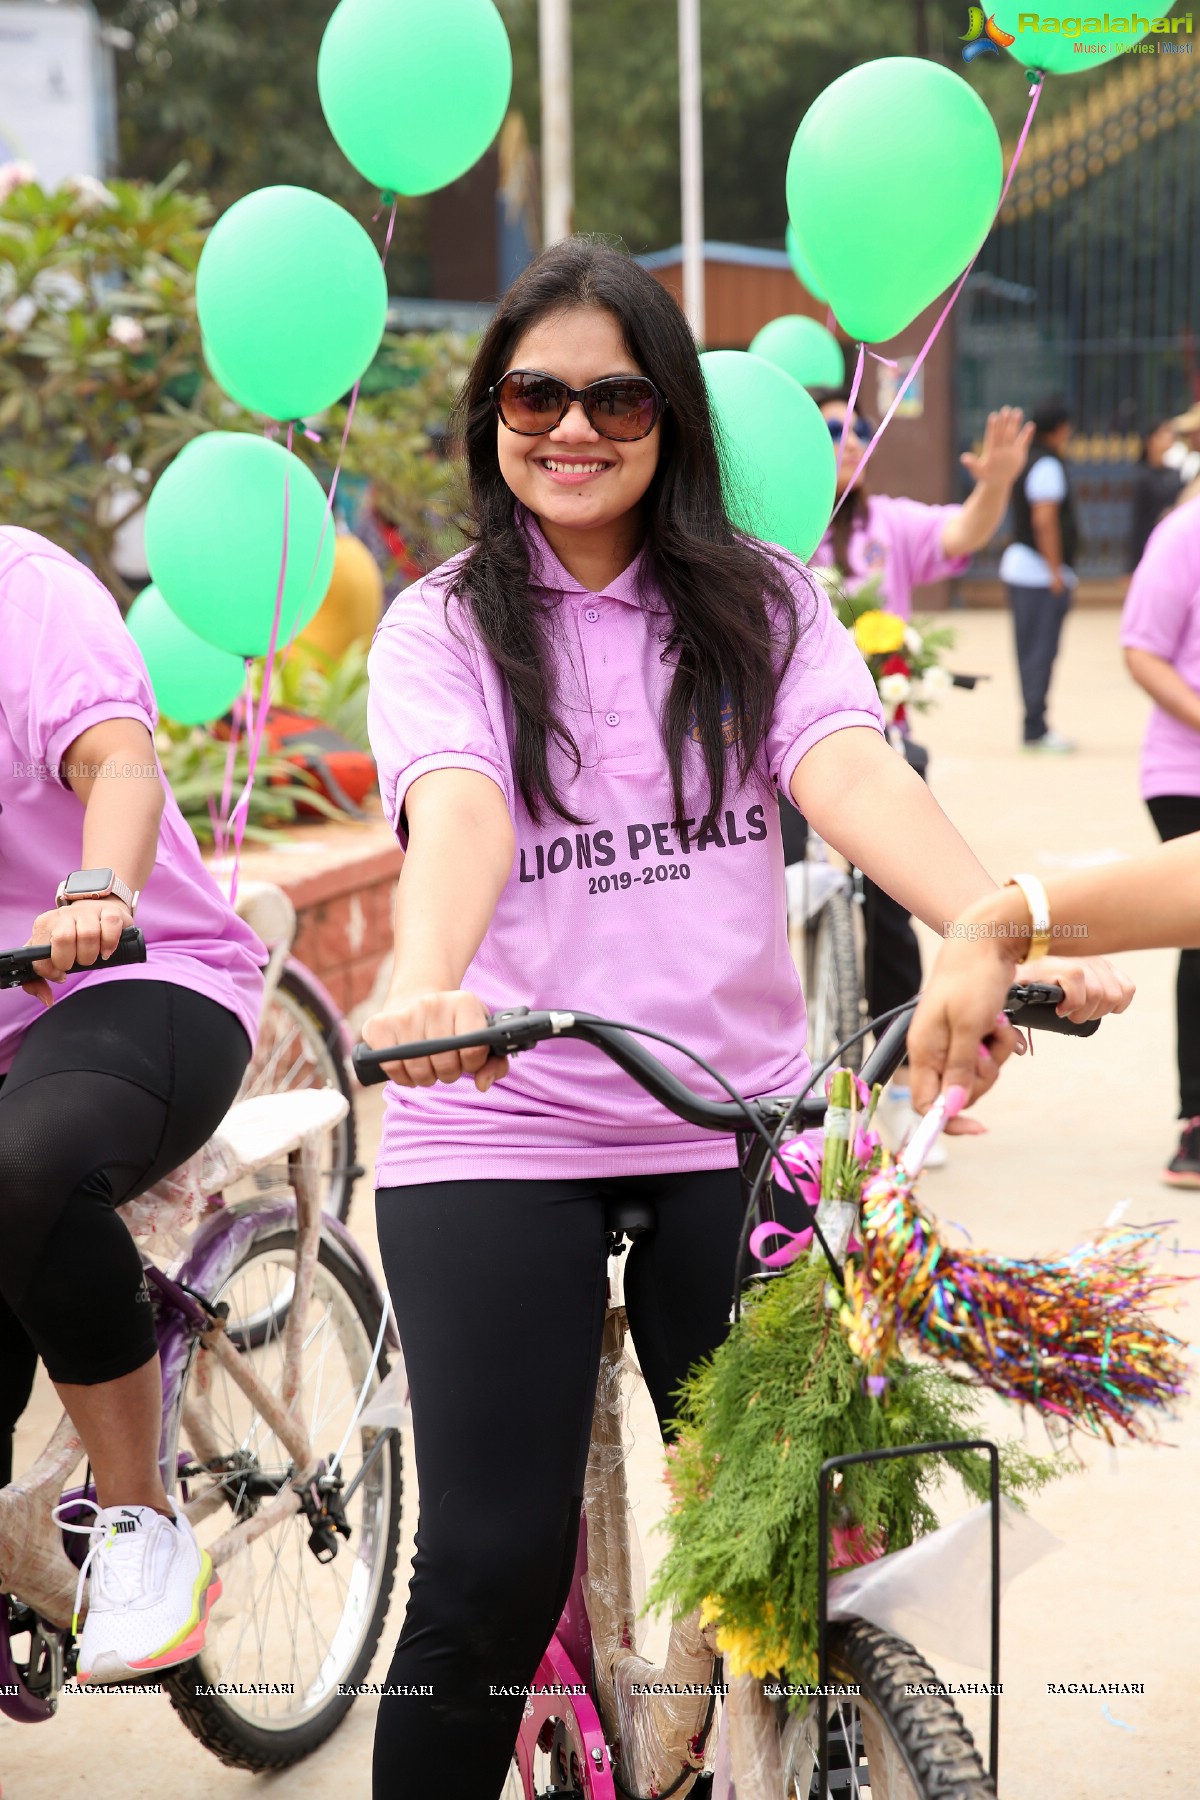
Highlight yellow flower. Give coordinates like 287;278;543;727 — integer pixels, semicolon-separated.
853;610;907;656
702;1596;791;1680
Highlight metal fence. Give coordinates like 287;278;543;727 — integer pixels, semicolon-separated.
956;58;1200;580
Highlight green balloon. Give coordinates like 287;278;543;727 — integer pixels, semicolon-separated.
318;0;513;196
990;2;1156;71
196;186;387;422
145;433;337;659
785;224;827;304
126;585;246;726
787;59;1002;344
701;351;836;561
750;316;844;392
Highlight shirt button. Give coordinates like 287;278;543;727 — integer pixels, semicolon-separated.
585;607;599;622
605;711;620;727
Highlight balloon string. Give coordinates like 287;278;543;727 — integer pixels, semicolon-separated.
223;424;294;907
281;193;401;682
217;193;400;900
836;343;866;488
211;662;250;867
830;73;1044;520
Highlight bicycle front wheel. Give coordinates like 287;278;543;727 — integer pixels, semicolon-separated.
162;1228;402;1771
780;1619;995;1800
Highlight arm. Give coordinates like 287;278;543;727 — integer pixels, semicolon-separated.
1030;499;1067;596
25;718;165;1005
940;408;1036;561
360;768;515;1090
1124;646;1200;733
907;856;1164;1116
789;726;996;931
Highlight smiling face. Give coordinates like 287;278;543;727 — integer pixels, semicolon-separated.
495;306;663;549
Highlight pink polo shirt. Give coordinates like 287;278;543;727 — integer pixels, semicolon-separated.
366;517;884;1186
0;528;267;1073
810;492;970;620
1120;497;1200;800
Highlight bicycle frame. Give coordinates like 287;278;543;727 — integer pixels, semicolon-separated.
0;1125;397;1724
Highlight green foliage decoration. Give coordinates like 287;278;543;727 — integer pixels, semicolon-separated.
649;1256;1063;1697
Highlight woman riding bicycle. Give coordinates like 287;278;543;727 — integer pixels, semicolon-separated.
358;239;1128;1800
0;526;266;1683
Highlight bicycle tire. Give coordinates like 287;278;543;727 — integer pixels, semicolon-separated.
235;964;361;1225
788;1618;996;1800
803;892;864;1075
161;1229;402;1771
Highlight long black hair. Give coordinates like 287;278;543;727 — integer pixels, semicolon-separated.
447;238;806;829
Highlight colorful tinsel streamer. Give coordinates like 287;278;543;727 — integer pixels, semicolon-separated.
842;1166;1193;1443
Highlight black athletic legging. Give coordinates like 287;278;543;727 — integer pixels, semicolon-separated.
0;979;251;1489
1146;795;1200;1119
372;1165;811;1798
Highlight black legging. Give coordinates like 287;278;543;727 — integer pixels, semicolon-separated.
0;980;251;1488
1146;796;1200;1119
372;1165;806;1797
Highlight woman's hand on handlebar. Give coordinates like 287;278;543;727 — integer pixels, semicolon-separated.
21;899;135;1008
908;938;1136;1119
1022;953;1135;1024
360;987;510;1092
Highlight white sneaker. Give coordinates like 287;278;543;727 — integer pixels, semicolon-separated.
58;1497;221;1685
874;1088;947;1169
1022;730;1076;754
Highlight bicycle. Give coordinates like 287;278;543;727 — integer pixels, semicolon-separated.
787;676;989;1080
354;979;1092;1800
0;926;404;1771
230;878;365;1224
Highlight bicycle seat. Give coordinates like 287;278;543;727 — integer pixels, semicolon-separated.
232;878;296;948
604;1196;656;1238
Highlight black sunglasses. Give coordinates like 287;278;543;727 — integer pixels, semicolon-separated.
827;415;874;445
491;369;667;442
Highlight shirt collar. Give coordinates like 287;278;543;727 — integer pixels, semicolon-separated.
518;506;669;613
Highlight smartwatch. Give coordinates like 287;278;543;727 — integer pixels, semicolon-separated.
55;868;140;914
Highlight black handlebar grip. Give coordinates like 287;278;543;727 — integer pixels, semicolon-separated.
1009;1001;1100;1038
352;1044;389;1086
67;926;146;974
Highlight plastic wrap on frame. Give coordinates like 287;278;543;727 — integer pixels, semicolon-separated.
117;1134;240;1258
828;1497;1060;1669
582;1313;717;1796
722;1674;786;1800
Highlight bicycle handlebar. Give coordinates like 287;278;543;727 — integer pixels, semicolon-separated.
0;926;146;989
351;980;1099;1131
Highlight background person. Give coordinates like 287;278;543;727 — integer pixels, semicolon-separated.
1127;419;1184;570
0;525;267;1682
1120;493;1200;1184
999;398;1078;753
784;391;1034;1155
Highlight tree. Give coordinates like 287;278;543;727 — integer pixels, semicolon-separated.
90;0;428;286
0;171;465;602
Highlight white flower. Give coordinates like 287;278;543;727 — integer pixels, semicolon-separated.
3;294;37;335
63;173;118;212
879;672;911;708
108;314;146;350
0;161;38;203
903;626;923;656
920;664;953;696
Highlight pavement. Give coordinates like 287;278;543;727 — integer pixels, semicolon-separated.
4;607;1197;1798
